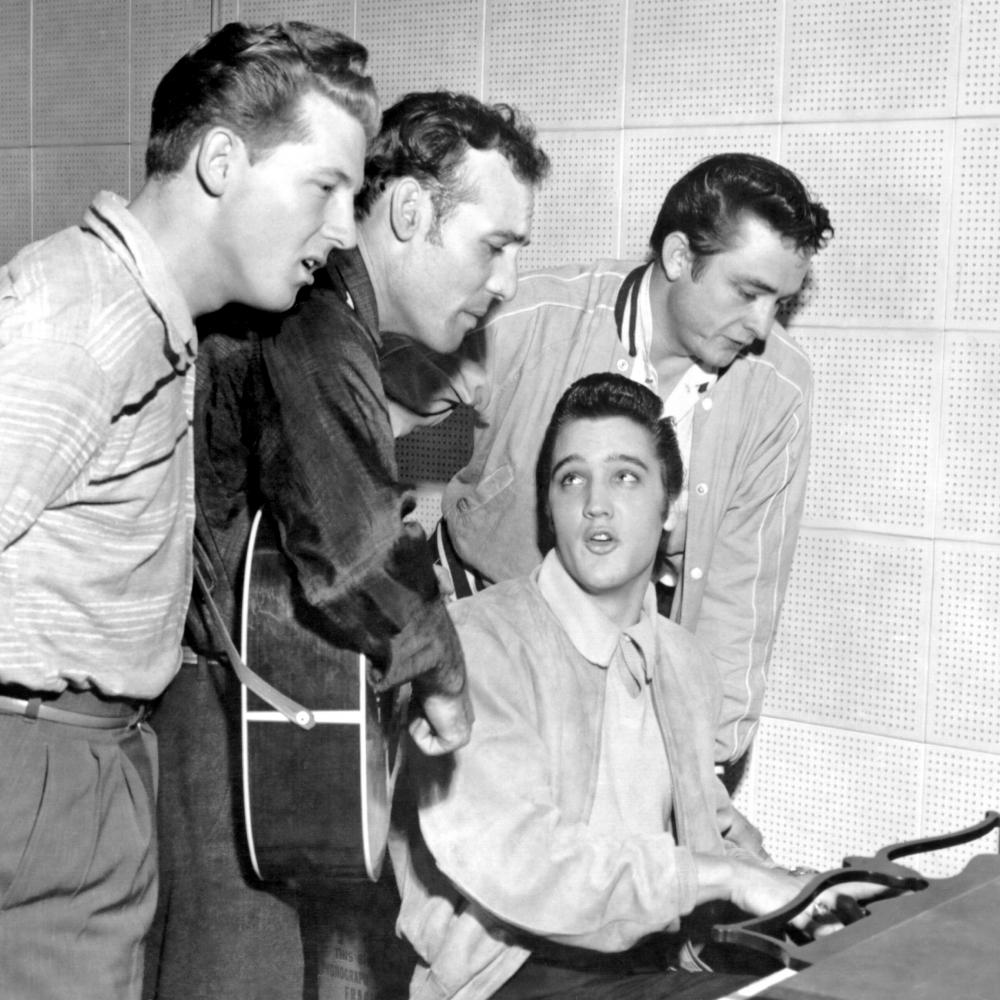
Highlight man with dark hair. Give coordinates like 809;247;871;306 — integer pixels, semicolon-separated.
390;373;869;1000
147;89;549;1000
0;19;376;1000
385;152;831;795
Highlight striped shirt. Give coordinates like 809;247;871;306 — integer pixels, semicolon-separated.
0;191;196;699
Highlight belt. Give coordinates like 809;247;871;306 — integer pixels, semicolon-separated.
0;687;147;730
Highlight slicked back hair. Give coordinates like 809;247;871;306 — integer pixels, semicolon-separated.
145;20;379;178
649;152;833;277
535;372;682;555
357;90;549;227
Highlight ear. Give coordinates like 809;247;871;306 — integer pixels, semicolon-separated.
388;177;426;242
659;232;692;283
194;127;242;198
662;506;678;534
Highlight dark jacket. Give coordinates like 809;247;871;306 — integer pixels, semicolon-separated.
187;248;464;694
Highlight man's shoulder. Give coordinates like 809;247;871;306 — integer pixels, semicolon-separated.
489;258;639;323
448;575;545;634
3;225;123;311
728;322;813;394
0;226;151;362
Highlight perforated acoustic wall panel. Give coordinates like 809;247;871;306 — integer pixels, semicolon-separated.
627;0;781;125
785;0;959;121
518;131;620;270
959;0;1000;114
768;528;931;740
131;2;211;156
396;407;475;485
33;146;131;240
237;0;354;28
0;0;30;149
939;334;1000;539
929;543;1000;752
0;150;31;263
621;127;779;260
34;0;129;147
782;123;952;329
948;121;1000;329
485;0;626;130
733;719;925;871
796;328;939;534
402;483;447;538
924;748;1000;877
358;1;481;106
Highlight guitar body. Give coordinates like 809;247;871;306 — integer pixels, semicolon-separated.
240;509;396;885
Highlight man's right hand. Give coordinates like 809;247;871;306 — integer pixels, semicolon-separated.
722;859;885;936
408;686;474;756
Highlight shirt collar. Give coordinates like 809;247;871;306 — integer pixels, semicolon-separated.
536;549;658;669
83;191;197;373
325;246;380;343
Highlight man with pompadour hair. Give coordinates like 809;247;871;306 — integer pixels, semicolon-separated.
384;151;831;810
147;88;549;1000
390;373;873;1000
0;18;376;1000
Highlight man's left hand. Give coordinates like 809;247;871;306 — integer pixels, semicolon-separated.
409;687;474;755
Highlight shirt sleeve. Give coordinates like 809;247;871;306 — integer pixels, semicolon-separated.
256;289;464;695
414;610;699;952
0;312;110;550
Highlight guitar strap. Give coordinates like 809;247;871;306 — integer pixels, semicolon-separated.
191;534;315;730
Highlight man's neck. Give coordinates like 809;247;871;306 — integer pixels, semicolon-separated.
355;223;395;333
129;179;220;318
646;263;696;396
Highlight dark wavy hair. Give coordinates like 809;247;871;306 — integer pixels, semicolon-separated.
356;90;549;224
648;153;833;277
535;373;682;555
145;20;380;178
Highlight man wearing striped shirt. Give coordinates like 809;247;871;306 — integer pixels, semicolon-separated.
0;21;376;1000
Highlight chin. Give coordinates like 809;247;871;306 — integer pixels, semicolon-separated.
255;287;299;314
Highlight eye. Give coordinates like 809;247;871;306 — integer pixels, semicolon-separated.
615;469;640;485
737;287;758;302
558;471;583;488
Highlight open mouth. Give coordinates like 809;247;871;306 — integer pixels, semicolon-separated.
585;528;617;551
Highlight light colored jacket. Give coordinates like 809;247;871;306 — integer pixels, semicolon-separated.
390;566;763;1000
383;259;812;762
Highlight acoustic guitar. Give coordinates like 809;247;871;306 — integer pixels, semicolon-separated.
239;508;400;885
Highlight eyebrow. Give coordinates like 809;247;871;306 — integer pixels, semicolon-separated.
551;453;651;477
491;229;531;247
737;276;780;295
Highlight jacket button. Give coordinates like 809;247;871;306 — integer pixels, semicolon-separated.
616;359;629;373
701;398;713;411
695;483;708;496
690;567;703;580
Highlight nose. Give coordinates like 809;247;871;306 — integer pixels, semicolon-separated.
746;298;778;342
485;248;519;303
584;482;611;518
321;191;358;250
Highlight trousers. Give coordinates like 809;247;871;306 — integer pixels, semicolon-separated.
0;710;157;1000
